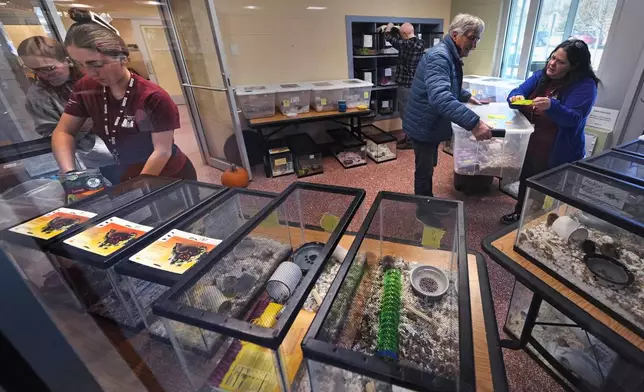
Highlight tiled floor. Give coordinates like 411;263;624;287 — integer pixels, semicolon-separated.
173;111;564;392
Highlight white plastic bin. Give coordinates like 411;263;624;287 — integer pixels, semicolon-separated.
272;82;312;116
310;81;344;112
463;76;523;103
338;79;373;109
235;85;276;119
453;103;534;179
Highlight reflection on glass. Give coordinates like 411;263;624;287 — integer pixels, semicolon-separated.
501;0;533;79
528;0;618;74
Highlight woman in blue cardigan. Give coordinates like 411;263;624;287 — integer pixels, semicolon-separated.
501;39;600;224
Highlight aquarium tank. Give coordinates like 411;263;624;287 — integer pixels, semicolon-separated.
302;191;476;391
514;164;644;338
577;149;644;187
114;189;276;339
615;138;644;159
152;182;365;392
42;180;225;330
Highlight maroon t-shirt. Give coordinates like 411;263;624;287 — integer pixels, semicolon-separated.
64;73;186;176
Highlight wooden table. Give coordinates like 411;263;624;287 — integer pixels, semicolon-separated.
482;225;644;391
247;109;373;178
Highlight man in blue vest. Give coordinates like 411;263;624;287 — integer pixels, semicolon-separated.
405;14;492;203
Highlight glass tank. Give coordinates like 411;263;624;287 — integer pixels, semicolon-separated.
503;281;643;391
151;182;365;392
302;192;475;391
0;175;179;295
266;139;295;178
453;103;534;178
42;181;225;330
114;189;275;340
514;164;644;337
287;133;324;178
360;125;397;163
577;150;644;187
615;138;644;159
327;128;367;169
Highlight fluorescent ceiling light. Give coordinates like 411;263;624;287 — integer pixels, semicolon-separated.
67;3;94;8
135;1;163;5
244;5;259;10
306;6;327;10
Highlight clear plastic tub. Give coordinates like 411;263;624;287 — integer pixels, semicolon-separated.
453;103;534;178
338;79;373;109
235;85;276;119
462;76;523;103
310;81;343;112
272;82;312;116
378;66;397;86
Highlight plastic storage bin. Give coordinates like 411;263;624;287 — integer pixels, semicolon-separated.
514;164;644;338
338;79;373;109
360;125;397;163
235;85;276;119
311;81;343;112
453;103;534;178
302;192;502;392
378;65;396;86
272;82;312;116
266;139;295;178
286;133;324;178
151;182;365;392
462;75;522;103
43;181;225;330
326;128;367;169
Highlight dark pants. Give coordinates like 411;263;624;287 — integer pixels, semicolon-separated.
410;137;440;197
514;154;550;214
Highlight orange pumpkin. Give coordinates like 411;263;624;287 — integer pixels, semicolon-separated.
221;164;249;188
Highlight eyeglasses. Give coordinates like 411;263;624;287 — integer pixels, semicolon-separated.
23;64;59;74
465;34;481;43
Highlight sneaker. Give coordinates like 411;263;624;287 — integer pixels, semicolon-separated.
500;212;520;225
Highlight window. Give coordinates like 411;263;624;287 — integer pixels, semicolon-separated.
500;0;619;79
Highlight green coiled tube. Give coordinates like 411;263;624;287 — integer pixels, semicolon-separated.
376;268;402;361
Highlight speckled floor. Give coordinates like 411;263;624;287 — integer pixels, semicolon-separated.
174;118;564;391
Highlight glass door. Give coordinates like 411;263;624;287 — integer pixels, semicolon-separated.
160;0;251;175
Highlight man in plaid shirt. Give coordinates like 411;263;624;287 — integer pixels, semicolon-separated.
380;22;426;149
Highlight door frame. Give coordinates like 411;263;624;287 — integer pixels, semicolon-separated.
614;47;644;144
158;0;251;177
131;19;185;105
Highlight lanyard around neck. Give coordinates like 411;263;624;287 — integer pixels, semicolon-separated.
103;76;134;163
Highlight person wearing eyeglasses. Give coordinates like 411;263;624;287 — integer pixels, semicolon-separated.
51;8;196;185
404;14;492;224
18;36;115;169
500;39;600;224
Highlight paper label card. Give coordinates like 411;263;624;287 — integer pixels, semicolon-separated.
9;208;97;240
577;177;628;210
363;35;373;48
274;158;287;166
364;72;373;84
422;226;446;249
321;98;327;105
291;96;300;104
282;100;290;108
382;101;390;109
64;217;152;257
385;68;392;77
363;91;370;99
130;229;221;274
